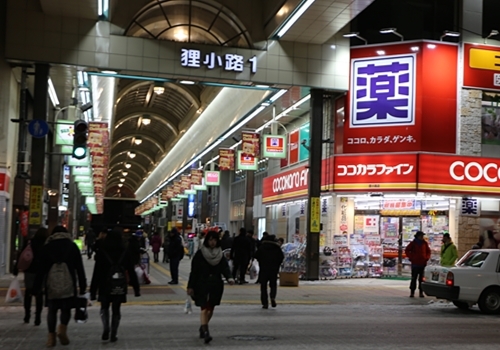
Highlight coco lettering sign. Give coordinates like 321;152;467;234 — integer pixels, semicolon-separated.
181;48;257;73
262;166;309;203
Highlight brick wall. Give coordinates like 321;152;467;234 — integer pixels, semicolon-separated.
459;89;482;156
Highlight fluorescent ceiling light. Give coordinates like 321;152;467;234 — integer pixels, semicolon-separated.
141;116;151;126
101;70;117;74
98;0;109;17
125;163;131;169
276;0;315;38
256;94;311;132
270;89;287;102
134;137;143;145
153;86;165;95
179;80;195;85
48;78;59;107
255;85;270;89
376;50;386;55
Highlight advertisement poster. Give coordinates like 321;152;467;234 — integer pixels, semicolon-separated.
20;211;29;237
237;150;258;171
299;123;310;162
173;181;181;196
262;134;287;159
88;122;109;214
241;132;260;157
190;169;203;185
55;120;74;145
29;185;43;225
380;217;399;240
218;148;235;170
181;175;191;192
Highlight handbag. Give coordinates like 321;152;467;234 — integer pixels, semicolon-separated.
5;277;23;303
74;294;89;323
184;298;192;314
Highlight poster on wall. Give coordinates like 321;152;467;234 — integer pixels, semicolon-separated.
218;148;235;170
237;150;258;170
241;132;260;157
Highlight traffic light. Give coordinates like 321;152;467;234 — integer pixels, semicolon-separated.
72;119;88;159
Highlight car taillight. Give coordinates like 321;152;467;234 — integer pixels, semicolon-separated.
422;276;426;282
445;271;454;286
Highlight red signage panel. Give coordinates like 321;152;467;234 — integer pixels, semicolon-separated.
463;43;500;91
419;153;500;195
334;153;418;192
289;130;299;164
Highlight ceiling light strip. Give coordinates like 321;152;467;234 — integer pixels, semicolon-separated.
256;94;311;132
48;78;59;107
275;0;316;38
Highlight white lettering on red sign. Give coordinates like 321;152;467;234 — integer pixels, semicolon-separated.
450;161;500;183
337;163;414;176
272;169;309;193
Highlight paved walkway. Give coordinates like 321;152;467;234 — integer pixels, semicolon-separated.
0;252;422;308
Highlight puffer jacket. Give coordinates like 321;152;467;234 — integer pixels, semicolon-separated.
440;242;458;267
405;239;431;267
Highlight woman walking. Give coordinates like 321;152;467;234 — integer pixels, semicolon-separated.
14;227;49;325
150;231;162;263
187;230;234;343
90;230;140;342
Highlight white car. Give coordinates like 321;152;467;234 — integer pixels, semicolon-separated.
422;249;500;314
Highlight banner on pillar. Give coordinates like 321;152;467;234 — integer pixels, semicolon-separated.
218;149;235;170
29;185;43;225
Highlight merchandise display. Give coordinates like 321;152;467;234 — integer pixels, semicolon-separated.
332;235;352;277
281;242;306;278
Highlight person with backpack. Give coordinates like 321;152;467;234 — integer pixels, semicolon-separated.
90;230;140;342
14;227;49;325
33;226;86;347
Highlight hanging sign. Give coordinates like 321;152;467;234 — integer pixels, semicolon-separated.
241;131;260;157
237;150;258;171
262;135;287;159
218;149;235;171
181;175;191;192
190;169;203;185
204;171;220;186
55;120;74;145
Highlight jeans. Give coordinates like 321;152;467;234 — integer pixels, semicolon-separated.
169;257;180;282
47;298;72;333
410;266;425;292
259;271;278;306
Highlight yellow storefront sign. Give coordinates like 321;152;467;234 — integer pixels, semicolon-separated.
310;197;320;233
29;185;43;225
470;48;500;71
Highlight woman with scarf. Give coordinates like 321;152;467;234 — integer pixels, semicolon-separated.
187;230;234;344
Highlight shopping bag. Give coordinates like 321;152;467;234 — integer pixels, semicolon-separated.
184;298;192;314
249;260;259;280
5;277;23;303
75;293;89;323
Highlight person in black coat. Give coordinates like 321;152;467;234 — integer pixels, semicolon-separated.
254;235;284;309
230;228;252;284
90;230;140;343
167;228;184;284
220;230;233;251
33;226;86;348
84;229;96;259
187;230;234;344
14;227;49;325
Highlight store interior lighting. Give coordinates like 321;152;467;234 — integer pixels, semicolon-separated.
440;30;460;41
275;0;315;38
128;151;136;159
379;27;404;41
118;183;123;187
343;32;368;45
153;86;165;95
122;171;128;176
125;163;132;169
48;78;59;107
120;178;125;183
134;137;143;145
485;29;499;43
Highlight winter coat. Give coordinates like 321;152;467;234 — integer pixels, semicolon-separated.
90;245;140;303
151;234;162;253
187;249;232;308
127;236;142;265
220;234;233;251
440;242;458;267
167;233;184;259
33;232;87;306
254;240;284;276
405;239;431;267
230;234;252;262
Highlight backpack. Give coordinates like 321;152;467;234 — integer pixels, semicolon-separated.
18;241;33;271
46;250;74;300
104;251;127;296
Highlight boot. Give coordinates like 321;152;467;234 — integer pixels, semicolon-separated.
202;324;212;344
101;309;110;341
419;290;425;298
57;324;70;345
46;333;56;347
34;312;41;326
110;314;120;342
199;326;204;339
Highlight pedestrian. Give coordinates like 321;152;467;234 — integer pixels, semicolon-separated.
127;230;143;265
220;230;232;251
85;229;96;260
404;231;431;298
150;231;162;263
187;230;235;344
167;227;184;284
93;230;107;260
440;233;458;267
90;230;141;342
14;227;49;325
162;233;170;263
277;237;285;247
256;231;269;250
33;226;86;347
254;234;284;309
230;228;252;284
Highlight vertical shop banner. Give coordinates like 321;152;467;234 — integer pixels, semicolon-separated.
173;181;181;196
262;135;287;159
344;42;457;154
166;186;174;199
218;149;235;170
288;130;299;164
20;211;29;237
29;185;43;225
241;132;260;157
237;150;258;170
298;123;310;162
190;169;203;185
88;122;109;213
338;197;349;232
310;197;320;232
181;175;191;192
463;43;500;91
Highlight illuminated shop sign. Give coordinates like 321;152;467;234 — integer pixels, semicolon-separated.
237;151;258;171
350;54;416;128
181;49;257;73
204;171;220;186
262;135;287;159
463;43;500;91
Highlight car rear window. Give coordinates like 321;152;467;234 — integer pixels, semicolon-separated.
457;251;489;268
